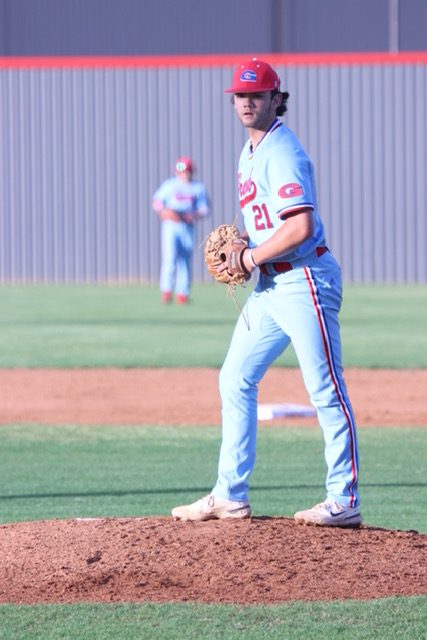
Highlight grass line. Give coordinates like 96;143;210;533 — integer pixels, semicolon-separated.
1;425;425;532
0;597;426;639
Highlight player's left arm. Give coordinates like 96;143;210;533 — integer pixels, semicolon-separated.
195;184;211;219
242;208;314;273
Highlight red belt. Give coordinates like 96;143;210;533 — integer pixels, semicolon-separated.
259;246;329;275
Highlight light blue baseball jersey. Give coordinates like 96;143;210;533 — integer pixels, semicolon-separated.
153;177;209;218
237;119;325;260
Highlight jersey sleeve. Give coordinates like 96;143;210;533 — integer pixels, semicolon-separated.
266;152;315;220
195;183;210;216
152;179;171;209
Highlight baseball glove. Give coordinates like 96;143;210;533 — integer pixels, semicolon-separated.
204;224;251;287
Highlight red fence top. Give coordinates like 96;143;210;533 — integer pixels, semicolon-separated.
0;51;427;69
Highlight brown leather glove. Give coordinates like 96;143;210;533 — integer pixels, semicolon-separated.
204;224;251;286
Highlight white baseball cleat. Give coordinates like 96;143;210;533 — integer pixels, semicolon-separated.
294;500;362;528
171;494;251;521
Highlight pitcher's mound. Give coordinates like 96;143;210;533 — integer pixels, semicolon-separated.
1;516;426;604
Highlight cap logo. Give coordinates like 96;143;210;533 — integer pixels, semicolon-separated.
240;70;257;83
176;162;190;171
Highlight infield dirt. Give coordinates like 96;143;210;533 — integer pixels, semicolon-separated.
0;367;426;426
0;367;426;605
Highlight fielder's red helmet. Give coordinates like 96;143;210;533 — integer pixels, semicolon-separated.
224;58;281;93
175;156;193;172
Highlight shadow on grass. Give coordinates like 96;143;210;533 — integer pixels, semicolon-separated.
0;481;425;501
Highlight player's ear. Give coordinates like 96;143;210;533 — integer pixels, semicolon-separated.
272;91;283;108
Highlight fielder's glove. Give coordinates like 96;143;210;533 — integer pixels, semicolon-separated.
204;224;251;287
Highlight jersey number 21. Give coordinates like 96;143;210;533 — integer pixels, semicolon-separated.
253;204;273;230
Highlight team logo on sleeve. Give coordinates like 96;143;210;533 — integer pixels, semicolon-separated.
278;183;304;198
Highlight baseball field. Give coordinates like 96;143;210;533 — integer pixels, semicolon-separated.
0;283;426;639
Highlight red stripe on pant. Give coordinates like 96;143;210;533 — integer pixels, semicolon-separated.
303;265;358;506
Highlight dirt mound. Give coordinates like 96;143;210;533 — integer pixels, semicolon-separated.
0;516;426;605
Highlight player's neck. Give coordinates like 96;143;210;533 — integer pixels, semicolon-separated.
248;129;265;150
248;118;279;152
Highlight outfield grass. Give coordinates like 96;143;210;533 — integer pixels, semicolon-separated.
0;283;426;367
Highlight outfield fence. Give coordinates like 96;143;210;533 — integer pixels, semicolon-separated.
0;53;426;284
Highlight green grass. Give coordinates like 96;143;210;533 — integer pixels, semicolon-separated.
340;285;427;368
0;283;425;367
0;597;426;639
1;424;425;531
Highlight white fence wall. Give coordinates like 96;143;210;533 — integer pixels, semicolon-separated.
0;54;426;283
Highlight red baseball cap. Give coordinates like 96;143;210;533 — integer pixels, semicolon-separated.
175;156;193;172
225;58;281;93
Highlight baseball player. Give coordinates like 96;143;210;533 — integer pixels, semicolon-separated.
172;59;361;527
152;156;210;304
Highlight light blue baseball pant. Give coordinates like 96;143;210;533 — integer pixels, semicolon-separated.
160;220;194;296
212;251;360;508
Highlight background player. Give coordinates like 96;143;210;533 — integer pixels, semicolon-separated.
152;156;210;304
172;59;361;527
